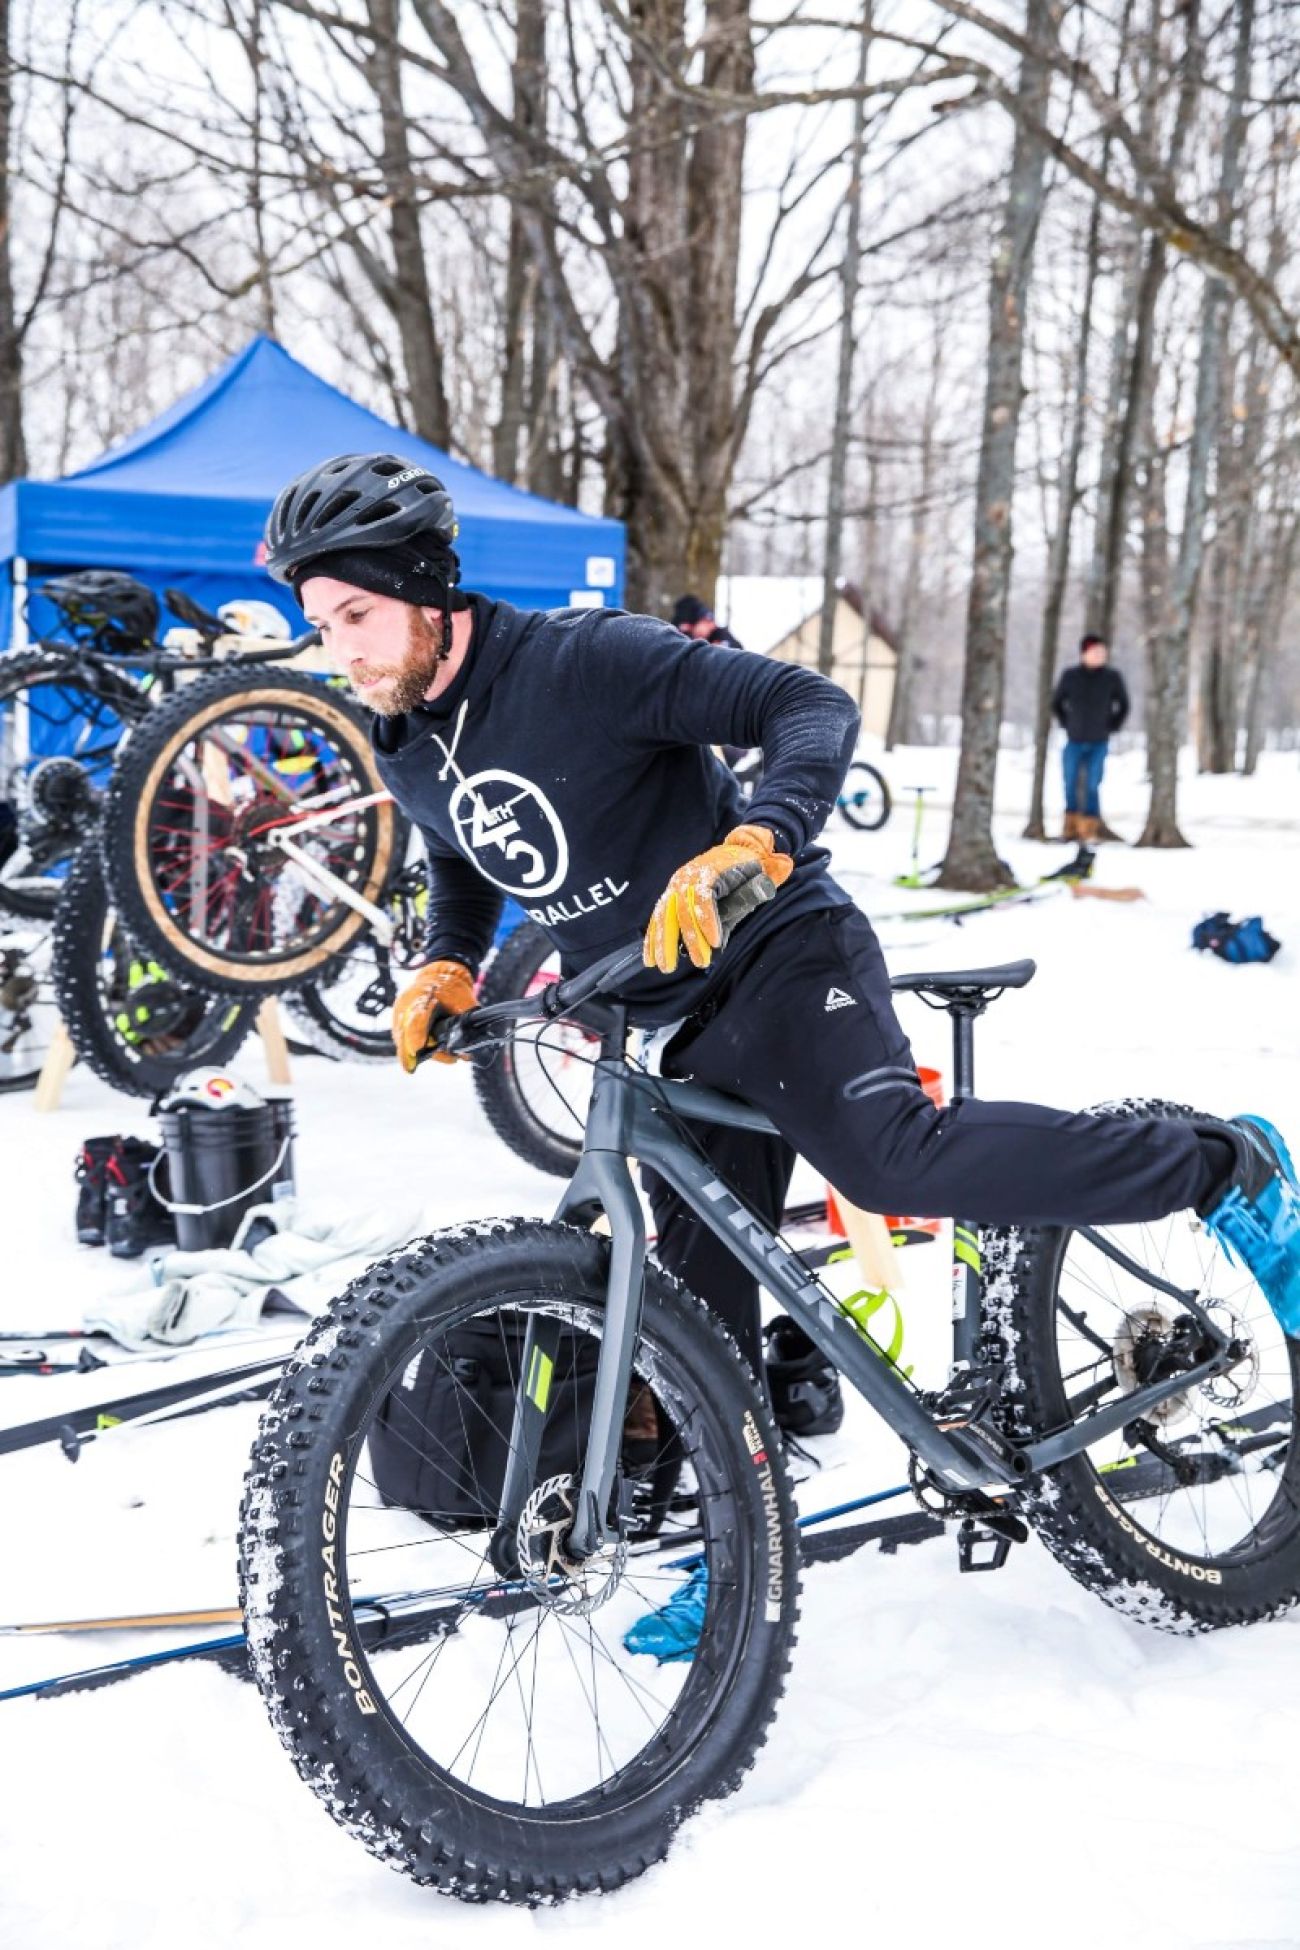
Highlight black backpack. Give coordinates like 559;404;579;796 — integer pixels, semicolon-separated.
369;1317;681;1536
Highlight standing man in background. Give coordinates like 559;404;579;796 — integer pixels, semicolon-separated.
1052;633;1130;842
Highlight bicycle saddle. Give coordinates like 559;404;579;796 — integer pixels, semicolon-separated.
889;958;1036;997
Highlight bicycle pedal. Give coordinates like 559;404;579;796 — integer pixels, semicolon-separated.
956;1513;1026;1573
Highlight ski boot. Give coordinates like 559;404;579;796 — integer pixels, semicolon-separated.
74;1137;119;1246
105;1137;176;1259
763;1315;844;1437
1201;1116;1300;1338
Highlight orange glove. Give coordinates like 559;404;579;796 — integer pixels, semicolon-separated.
392;959;477;1072
643;824;794;974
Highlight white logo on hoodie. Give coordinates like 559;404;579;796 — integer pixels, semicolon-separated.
447;768;571;898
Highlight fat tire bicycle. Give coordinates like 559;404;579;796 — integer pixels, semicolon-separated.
239;916;1300;1903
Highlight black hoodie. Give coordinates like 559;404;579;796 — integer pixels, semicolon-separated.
371;596;861;1025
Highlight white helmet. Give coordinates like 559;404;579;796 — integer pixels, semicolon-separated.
164;1067;266;1111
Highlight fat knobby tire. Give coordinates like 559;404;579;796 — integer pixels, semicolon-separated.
0;650;144;918
473;921;587;1178
982;1098;1300;1632
239;1220;800;1902
99;666;394;996
52;843;255;1096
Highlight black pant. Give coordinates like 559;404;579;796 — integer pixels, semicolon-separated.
645;905;1213;1369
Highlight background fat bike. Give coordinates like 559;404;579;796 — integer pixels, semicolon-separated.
239;917;1300;1904
0;597;405;1093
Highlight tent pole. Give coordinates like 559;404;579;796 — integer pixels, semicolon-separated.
9;556;30;769
11;554;28;654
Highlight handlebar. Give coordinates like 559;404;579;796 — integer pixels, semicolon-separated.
421;886;765;1066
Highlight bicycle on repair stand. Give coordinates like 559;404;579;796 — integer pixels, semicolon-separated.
240;898;1300;1904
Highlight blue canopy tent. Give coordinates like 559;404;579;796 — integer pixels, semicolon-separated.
0;335;624;647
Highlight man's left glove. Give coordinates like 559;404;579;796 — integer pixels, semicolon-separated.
392;959;478;1072
643;824;794;974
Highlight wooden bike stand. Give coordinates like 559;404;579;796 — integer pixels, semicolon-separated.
33;999;293;1112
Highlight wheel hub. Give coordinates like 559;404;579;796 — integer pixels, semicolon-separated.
1111;1304;1228;1428
515;1474;628;1616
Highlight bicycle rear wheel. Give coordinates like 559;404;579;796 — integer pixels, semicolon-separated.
239;1220;798;1902
0;650;143;917
984;1098;1300;1629
100;667;396;995
473;921;598;1177
838;760;891;832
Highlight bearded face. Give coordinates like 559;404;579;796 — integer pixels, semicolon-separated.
345;607;446;715
299;575;448;715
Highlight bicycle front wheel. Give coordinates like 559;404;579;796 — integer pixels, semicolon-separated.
240;1220;798;1903
985;1099;1300;1630
100;667;396;995
838;760;891;832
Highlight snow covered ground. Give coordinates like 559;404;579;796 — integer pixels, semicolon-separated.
4;741;1300;1949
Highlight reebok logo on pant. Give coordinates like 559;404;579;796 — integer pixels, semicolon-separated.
824;987;856;1012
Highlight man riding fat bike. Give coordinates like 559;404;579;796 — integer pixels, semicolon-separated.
263;452;1300;1391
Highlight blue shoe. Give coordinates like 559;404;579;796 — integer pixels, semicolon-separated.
1202;1116;1300;1337
622;1563;708;1663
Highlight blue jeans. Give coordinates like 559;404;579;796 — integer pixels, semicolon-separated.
1062;739;1107;816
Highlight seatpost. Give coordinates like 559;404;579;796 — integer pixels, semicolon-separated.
949;1004;980;1102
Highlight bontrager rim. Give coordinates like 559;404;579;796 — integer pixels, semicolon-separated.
330;1293;750;1811
132;692;392;979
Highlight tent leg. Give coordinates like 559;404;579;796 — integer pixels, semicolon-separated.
33;1021;77;1113
256;998;291;1087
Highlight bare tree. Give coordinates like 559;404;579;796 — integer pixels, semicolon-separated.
816;11;870;678
936;0;1052;891
1137;0;1254;848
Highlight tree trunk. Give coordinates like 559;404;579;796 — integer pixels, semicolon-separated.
936;0;1051;891
365;0;451;449
492;0;547;484
817;16;870;679
1081;227;1141;637
1242;512;1298;774
0;0;25;483
886;331;943;751
1084;0;1199;643
1024;188;1105;838
1136;0;1253;848
607;0;754;614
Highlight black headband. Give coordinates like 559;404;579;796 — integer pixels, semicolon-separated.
291;540;461;609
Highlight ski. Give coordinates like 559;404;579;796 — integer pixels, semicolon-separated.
0;1326;300;1381
2;1606;245;1636
878;846;1096;926
0;1353;287;1460
2;1498;948;1703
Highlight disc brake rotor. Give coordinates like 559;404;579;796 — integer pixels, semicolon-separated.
516;1473;628;1616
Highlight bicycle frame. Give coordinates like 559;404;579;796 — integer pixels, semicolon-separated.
460;950;1242;1565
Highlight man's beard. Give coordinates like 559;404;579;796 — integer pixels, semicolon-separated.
352;609;445;716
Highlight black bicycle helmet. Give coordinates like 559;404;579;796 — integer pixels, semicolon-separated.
263;453;459;586
39;571;160;652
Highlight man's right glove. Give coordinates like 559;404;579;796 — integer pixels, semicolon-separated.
392;959;477;1072
643;824;794;974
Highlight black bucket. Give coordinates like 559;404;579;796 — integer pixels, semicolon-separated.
157;1093;297;1251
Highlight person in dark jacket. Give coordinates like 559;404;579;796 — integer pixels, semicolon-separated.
262;454;1300;1423
672;593;744;650
1052;634;1130;841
